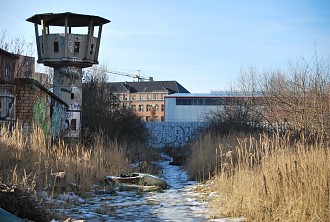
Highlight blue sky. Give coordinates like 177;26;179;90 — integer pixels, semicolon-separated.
1;0;329;92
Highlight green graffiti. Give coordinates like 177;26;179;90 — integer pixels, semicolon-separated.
51;102;61;135
33;97;49;135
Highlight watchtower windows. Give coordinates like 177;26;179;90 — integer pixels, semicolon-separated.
74;42;80;53
70;119;77;130
54;42;59;52
90;44;94;55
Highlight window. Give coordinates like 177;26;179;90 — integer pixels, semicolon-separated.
146;104;151;111
139;105;144;112
147;94;151;100
161;104;164;112
54;42;59;52
155;104;159;111
176;98;227;106
154;116;159;121
123;94;128;101
70;119;77;130
90;44;94;54
71;93;74;99
161;116;165;121
153;94;158;100
132;95;136;100
139;95;143;100
146;116;151;121
74;42;80;53
131;105;136;111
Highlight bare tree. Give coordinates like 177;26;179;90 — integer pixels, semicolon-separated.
0;30;35;79
82;65;148;144
260;55;330;139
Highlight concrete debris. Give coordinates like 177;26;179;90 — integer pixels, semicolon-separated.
104;173;168;191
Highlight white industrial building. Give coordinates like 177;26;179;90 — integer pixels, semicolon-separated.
164;92;259;122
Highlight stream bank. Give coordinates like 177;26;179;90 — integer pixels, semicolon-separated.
50;155;212;221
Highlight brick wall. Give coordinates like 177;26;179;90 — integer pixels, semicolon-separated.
15;78;67;139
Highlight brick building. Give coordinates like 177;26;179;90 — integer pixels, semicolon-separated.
15;78;67;138
0;48;35;124
108;81;190;121
0;48;34;82
0;48;69;139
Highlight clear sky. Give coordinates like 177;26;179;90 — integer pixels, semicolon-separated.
1;0;329;93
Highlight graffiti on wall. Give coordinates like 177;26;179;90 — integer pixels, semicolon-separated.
33;96;67;139
64;110;80;138
50;100;62;137
146;122;207;148
68;34;84;54
56;66;80;86
33;97;49;135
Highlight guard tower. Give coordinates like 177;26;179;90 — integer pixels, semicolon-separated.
27;12;110;140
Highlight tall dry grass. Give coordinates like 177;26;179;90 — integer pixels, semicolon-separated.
186;132;329;221
0;126;132;194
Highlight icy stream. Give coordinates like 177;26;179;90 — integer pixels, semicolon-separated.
51;157;212;221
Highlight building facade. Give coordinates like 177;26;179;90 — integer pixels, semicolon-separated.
164;92;262;122
108;81;190;121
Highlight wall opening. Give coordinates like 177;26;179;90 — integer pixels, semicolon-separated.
54;42;59;52
74;42;80;53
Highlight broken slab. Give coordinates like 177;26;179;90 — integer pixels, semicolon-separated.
119;184;161;192
104;173;168;191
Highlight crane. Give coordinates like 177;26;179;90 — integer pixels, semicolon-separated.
85;67;153;82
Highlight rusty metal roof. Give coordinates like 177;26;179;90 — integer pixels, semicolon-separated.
26;12;110;27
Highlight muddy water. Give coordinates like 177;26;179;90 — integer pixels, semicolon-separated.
52;156;211;222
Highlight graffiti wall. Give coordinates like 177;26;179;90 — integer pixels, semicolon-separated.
33;96;67;139
33;97;49;135
15;79;68;139
53;66;82;108
146;122;207;148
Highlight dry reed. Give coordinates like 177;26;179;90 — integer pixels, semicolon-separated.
186;132;329;221
0;126;132;195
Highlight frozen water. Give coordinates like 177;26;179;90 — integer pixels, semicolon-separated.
50;155;241;221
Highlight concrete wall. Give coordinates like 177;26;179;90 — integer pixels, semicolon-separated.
39;34;98;64
146;121;207;148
